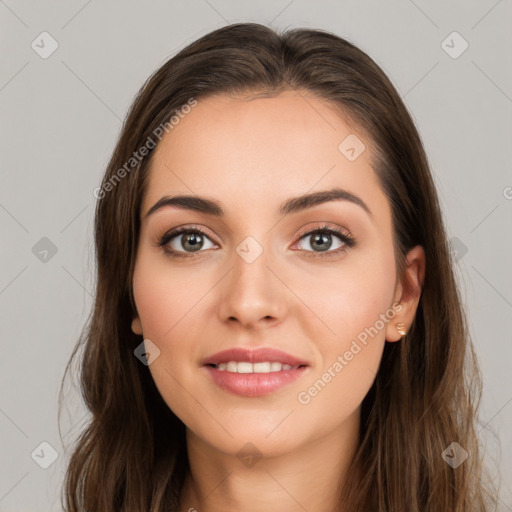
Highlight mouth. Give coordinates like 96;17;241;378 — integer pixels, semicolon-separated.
201;347;310;397
205;361;308;373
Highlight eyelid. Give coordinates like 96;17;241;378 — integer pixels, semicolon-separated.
294;222;353;241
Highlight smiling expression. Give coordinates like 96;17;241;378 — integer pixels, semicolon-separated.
131;90;404;457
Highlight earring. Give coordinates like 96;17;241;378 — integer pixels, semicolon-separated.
396;323;407;336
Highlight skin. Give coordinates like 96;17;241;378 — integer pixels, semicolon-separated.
131;90;425;512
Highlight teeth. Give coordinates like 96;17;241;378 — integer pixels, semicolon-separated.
270;362;282;372
237;362;253;374
254;362;271;373
226;361;238;372
213;361;300;373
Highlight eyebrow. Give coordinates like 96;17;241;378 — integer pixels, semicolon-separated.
145;187;372;219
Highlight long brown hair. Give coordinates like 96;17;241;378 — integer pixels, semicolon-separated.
59;22;497;511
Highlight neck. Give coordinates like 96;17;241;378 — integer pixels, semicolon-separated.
179;409;360;512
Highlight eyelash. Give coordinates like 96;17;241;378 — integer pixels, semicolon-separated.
156;224;356;259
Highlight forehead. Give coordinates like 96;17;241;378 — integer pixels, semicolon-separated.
142;91;386;219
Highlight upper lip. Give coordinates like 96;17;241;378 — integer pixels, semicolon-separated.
201;347;309;367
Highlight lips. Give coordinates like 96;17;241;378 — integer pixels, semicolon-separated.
201;347;310;397
201;347;309;367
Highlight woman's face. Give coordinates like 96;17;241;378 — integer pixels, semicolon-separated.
131;91;410;458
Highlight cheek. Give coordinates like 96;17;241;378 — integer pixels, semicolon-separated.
132;255;212;425
131;249;223;372
293;243;397;344
290;245;396;403
292;283;392;433
132;251;212;341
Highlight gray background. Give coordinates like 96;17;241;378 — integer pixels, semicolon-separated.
1;1;511;510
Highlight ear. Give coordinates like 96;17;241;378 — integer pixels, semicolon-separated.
385;245;426;342
131;315;143;336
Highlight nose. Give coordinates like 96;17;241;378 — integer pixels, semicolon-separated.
217;244;288;330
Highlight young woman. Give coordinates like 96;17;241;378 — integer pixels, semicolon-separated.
60;22;497;511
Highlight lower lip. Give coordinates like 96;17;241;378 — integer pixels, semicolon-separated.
203;365;308;397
